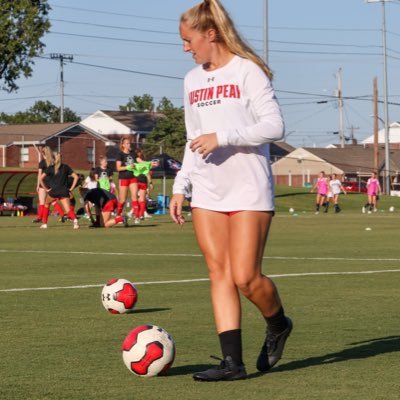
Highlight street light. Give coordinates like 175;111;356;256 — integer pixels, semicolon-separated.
366;0;390;194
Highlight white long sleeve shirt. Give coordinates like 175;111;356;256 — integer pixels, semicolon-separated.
173;55;285;211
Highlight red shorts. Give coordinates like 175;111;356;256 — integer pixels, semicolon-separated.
138;182;148;191
192;207;242;216
119;178;138;187
191;208;274;217
103;199;118;212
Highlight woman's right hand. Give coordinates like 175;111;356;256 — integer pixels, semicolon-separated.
169;194;185;225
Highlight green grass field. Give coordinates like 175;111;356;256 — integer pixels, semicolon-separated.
0;190;399;400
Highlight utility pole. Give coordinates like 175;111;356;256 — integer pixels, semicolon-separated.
373;77;379;174
50;53;73;123
336;68;345;148
366;0;390;194
347;125;360;144
263;0;269;64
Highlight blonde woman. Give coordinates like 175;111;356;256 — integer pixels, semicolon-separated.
39;152;79;229
33;146;54;223
329;173;347;213
363;171;381;213
135;149;153;221
115;137;138;219
310;171;328;214
169;0;291;381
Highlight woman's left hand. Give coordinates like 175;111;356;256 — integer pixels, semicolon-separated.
190;133;218;158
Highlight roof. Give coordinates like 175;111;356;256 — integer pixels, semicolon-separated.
361;122;400;144
304;145;400;174
270;141;295;156
0;122;107;146
101;110;163;133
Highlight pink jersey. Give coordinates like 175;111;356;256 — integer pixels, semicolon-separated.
367;178;379;196
317;177;328;195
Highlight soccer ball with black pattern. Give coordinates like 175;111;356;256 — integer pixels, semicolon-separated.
101;278;138;314
122;325;175;377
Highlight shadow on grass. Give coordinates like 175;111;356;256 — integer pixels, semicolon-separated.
268;335;400;374
126;308;170;314
121;223;158;229
275;192;311;198
168;364;214;376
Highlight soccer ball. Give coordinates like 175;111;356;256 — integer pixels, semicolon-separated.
101;278;138;314
389;206;395;212
289;208;295;213
122;325;176;377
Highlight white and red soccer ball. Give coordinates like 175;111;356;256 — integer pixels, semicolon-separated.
101;278;138;314
122;324;175;377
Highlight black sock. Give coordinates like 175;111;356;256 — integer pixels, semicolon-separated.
264;307;288;334
218;329;243;365
316;204;320;211
364;203;370;208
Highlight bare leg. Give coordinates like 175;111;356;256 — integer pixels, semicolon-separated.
229;211;282;317
192;209;240;333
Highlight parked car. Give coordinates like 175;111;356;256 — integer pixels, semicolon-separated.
342;181;367;193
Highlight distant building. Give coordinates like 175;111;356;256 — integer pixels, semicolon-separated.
270;142;295;162
272;145;400;187
361;122;400;148
0;123;108;169
80;110;163;143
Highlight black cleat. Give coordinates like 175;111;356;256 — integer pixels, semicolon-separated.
256;317;293;372
193;356;247;382
89;223;101;228
32;218;42;223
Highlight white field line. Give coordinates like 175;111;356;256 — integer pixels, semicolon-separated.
2;249;400;262
1;269;399;293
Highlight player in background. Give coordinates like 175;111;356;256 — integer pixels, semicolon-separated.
33;146;54;223
95;155;114;192
311;171;328;214
33;146;67;223
115;137;138;219
133;149;153;222
363;171;381;213
170;0;291;382
39;151;80;230
329;173;347;213
324;175;333;213
82;187;127;228
83;168;98;191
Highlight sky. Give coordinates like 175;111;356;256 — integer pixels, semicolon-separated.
1;0;400;148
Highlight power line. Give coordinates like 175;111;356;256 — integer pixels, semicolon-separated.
51;18;179;36
49;4;177;22
49;31;181;47
48;31;385;58
38;56;183;81
51;18;384;49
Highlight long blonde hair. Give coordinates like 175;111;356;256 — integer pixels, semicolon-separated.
180;0;273;80
119;136;131;152
42;146;54;168
53;151;62;174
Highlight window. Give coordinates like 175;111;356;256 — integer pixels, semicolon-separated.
87;147;94;163
20;147;29;162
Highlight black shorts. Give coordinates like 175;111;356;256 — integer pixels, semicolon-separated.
48;187;70;199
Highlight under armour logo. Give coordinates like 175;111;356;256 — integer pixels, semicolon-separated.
102;293;111;301
208;77;215;82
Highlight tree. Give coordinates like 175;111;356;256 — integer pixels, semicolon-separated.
144;97;186;160
0;100;80;123
0;1;51;92
119;94;155;112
